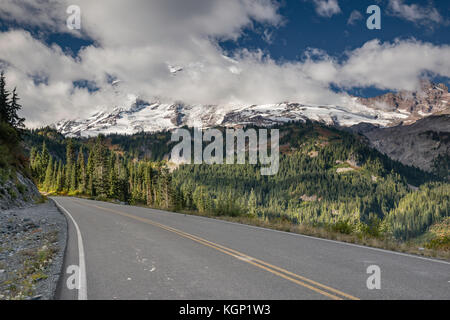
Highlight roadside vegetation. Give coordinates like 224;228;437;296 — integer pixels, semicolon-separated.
0;72;62;300
0;71;27;179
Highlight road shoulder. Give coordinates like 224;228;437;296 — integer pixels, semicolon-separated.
0;200;68;300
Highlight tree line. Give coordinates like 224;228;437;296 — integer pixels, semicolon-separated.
0;71;26;173
30;137;176;209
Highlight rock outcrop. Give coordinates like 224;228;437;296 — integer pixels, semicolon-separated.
0;170;41;210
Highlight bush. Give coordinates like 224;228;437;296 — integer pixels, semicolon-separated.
7;187;17;199
16;183;27;195
425;237;450;251
0;167;10;184
329;220;354;235
424;217;450;251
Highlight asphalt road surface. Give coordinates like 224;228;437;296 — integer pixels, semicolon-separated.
52;196;450;300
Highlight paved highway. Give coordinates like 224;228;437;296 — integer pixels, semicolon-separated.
52;196;450;300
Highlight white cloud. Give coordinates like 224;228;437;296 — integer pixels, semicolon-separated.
0;1;449;128
339;39;450;90
387;0;445;26
0;0;65;31
311;0;341;18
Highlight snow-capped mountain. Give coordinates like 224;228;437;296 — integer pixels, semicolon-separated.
357;81;450;125
51;81;449;138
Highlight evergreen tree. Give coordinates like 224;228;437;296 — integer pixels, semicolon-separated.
108;154;120;199
248;189;258;217
0;72;10;124
92;137;110;196
145;164;154;206
43;157;54;191
65;139;75;190
55;161;63;192
9;88;25;130
77;147;86;194
40;142;50;184
0;72;24;130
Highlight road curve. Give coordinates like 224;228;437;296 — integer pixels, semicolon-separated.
52;196;450;300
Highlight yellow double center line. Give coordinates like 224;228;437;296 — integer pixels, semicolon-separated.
73;199;359;300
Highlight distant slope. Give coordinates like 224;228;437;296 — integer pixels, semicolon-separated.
359;115;450;176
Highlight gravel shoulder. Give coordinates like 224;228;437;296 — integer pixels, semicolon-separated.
0;199;67;300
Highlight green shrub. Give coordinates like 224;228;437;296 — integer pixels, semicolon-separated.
16;183;27;195
425;237;450;251
329;220;354;235
7;187;17;199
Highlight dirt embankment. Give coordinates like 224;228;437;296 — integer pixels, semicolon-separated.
0;200;67;300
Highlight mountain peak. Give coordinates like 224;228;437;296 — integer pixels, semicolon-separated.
356;81;449;124
51;84;449;137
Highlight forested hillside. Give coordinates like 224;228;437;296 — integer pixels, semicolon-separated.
25;121;449;245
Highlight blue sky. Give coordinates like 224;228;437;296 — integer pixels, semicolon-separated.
0;0;449;126
3;1;448;66
222;0;450;59
221;0;450;95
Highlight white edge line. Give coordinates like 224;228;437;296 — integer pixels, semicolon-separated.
53;198;88;300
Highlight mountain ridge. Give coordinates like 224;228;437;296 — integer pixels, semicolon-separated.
51;80;449;138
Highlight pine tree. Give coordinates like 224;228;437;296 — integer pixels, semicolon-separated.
43;157;54;192
65;139;75;191
108;166;119;199
29;146;38;176
248;189;258;217
0;72;10;124
92;137;110;196
0;72;24;131
86;148;95;195
55;161;63;192
40;142;50;184
70;162;78;192
77;147;86;194
145;164;154;206
8;88;25;129
159;166;172;208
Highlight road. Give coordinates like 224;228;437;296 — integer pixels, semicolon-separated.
52;196;450;300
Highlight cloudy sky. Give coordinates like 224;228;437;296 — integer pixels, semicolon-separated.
0;0;449;127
